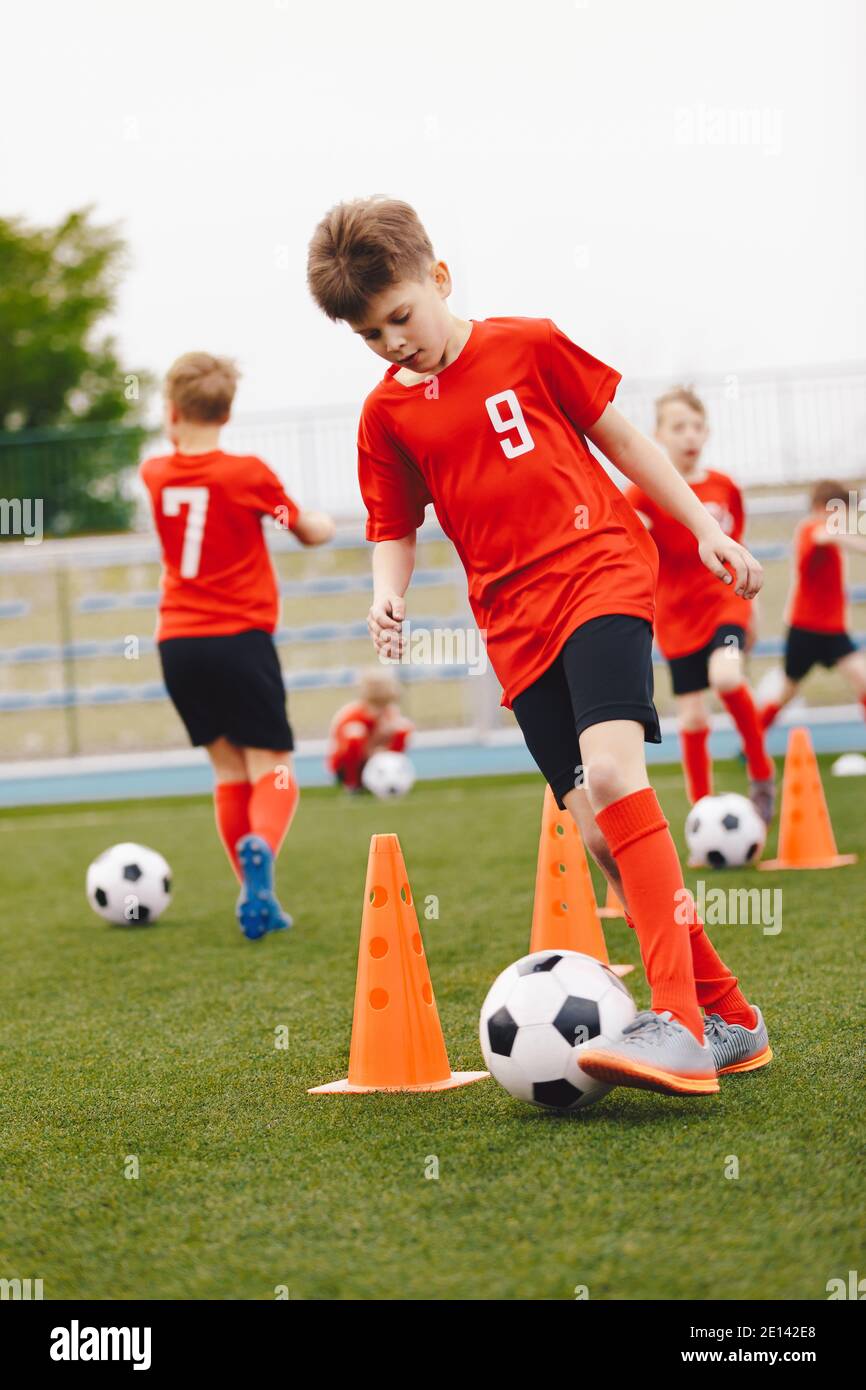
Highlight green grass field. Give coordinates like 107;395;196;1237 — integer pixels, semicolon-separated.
1;761;864;1301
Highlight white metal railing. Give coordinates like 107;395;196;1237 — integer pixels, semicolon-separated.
213;362;866;511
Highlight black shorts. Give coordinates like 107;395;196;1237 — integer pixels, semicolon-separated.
784;626;857;680
511;614;661;810
159;629;294;750
667;623;747;696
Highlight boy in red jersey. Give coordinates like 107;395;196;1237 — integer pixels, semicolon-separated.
760;479;866;728
626;388;775;821
307;198;772;1095
140;352;335;939
327;668;413;793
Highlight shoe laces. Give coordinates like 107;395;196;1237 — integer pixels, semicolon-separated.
703;1013;728;1043
621;1010;673;1047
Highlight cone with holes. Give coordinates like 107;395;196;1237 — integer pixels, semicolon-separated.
529;787;634;976
759;725;857;871
309;833;489;1093
597;880;626;919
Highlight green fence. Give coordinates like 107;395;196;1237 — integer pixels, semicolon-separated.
0;423;154;540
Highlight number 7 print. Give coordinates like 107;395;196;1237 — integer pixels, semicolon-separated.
162;486;209;578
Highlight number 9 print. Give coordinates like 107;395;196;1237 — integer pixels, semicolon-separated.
485;390;536;458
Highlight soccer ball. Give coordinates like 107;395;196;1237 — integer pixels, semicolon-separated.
685;793;766;869
86;842;172;925
479;949;637;1112
361;750;416;799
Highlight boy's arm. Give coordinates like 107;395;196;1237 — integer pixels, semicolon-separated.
587;404;762;599
250;460;336;547
292;508;337;546
368;535;416;657
812;521;866;555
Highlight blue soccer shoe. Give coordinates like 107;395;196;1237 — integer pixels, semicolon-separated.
235;834;292;941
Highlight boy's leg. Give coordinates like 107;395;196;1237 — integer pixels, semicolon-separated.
234;749;297;940
561;785;629;913
759;673;799;730
566;768;755;1027
331;724;369;790
708;644;773;782
510;653;633;913
678;890;756;1028
836;650;866;719
245;749;299;855
677;691;713;803
709;641;775;823
207;737;251;882
576;720;719;1094
579;719;705;1042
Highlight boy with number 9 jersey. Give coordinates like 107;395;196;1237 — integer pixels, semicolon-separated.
306;198;773;1094
140;352;335;939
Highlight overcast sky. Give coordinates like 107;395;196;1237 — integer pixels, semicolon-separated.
3;0;864;419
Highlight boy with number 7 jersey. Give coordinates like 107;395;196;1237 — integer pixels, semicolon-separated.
306;197;773;1094
140;352;335;940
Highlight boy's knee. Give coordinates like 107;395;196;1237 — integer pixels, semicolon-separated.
679;708;708;732
583;754;628;810
677;692;708;731
708;648;743;694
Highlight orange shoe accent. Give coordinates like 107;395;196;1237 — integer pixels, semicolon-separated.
309;833;488;1095
579;1050;720;1095
759;727;858;871
597;880;626;919
717;1045;773;1076
529;788;634;976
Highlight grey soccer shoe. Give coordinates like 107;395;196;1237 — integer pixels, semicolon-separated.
703;1007;773;1075
578;1010;719;1096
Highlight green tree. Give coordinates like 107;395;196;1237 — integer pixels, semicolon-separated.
0;207;155;535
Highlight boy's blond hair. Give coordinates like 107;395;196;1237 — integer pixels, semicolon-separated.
359;667;401;707
655;385;707;428
165;352;240;423
307;196;434;323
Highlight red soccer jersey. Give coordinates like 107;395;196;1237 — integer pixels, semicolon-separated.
357;317;659;709
140;449;299;641
326;700;413;769
624;470;751;660
787;516;847;632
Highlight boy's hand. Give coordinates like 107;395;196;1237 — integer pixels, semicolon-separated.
367;593;405;658
697;529;763;599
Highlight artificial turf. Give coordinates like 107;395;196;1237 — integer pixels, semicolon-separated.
1;760;864;1300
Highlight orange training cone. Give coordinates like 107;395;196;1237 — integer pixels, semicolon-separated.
597;880;626;919
309;834;489;1094
529;787;634;977
759;726;857;871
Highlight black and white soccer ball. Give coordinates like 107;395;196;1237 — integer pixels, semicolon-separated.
361;751;416;799
685;793;766;869
479;949;637;1112
86;842;172;925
